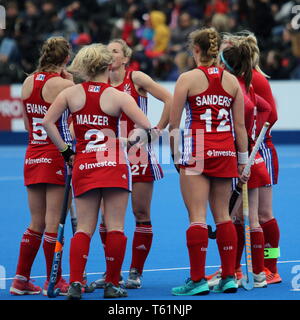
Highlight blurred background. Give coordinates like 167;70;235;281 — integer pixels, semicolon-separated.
0;0;299;140
0;0;300;83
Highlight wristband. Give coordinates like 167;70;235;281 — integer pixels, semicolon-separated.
61;144;75;163
238;151;248;165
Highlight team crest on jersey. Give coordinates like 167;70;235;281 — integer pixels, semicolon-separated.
123;83;131;95
88;85;101;92
36;74;45;81
208;67;219;75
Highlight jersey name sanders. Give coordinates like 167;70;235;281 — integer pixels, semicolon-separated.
195;95;232;107
76;114;109;126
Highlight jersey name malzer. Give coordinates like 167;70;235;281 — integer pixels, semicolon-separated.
76;114;109;126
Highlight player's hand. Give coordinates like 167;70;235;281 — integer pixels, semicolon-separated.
128;128;153;147
67;154;75;168
61;144;75;167
238;164;250;184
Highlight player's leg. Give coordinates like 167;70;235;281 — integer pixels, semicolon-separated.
93;198;125;290
209;177;238;293
172;172;210;296
99;200;107;248
10;184;46;295
126;181;154;289
258;186;281;283
102;187;129;298
67;188;101;300
248;188;267;288
42;184;68;295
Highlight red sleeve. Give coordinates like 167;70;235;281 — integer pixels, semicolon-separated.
255;93;272;135
252;70;278;127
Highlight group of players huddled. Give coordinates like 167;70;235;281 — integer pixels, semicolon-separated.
9;26;281;299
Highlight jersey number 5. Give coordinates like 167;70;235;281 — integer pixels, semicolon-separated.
32;117;47;140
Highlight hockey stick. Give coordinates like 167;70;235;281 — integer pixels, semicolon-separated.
241;122;270;290
47;168;72;298
241;181;253;290
208;122;270;239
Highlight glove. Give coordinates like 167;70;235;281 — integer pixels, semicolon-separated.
60;144;75;165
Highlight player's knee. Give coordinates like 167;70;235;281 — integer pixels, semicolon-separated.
133;209;150;221
213;212;230;224
258;208;273;224
45;222;60;234
29;221;45;234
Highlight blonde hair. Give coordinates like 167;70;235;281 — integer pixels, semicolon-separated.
222;31;270;78
36;36;71;73
109;38;133;59
68;43;113;80
189;27;220;66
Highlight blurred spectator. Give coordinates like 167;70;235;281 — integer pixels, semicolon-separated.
146;10;170;58
135;13;154;51
112;9;141;46
204;0;229;17
153;54;180;80
168;12;198;56
5;1;19;37
0;28;19;63
0;28;23;84
168;0;186;29
211;13;231;33
248;0;275;47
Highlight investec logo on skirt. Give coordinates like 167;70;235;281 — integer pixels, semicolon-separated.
206;150;236;157
25;157;52;165
79;161;117;170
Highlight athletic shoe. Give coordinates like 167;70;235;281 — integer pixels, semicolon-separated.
254;271;267;288
172;278;210;296
207;268;222;288
42;277;69;296
235;267;244;287
264;267;282;284
10;278;42;295
104;282;128;298
125;268;142;289
66;282;83;300
207;268;242;288
89;272;125;289
212;276;238;293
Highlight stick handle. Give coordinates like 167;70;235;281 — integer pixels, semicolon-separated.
47;168;72;298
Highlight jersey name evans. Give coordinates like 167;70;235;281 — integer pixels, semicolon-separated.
76;114;109;126
26;103;47;115
195;95;232;107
